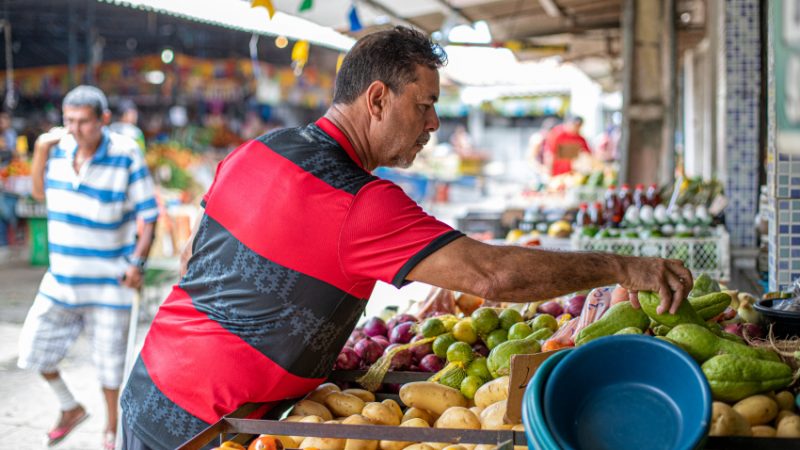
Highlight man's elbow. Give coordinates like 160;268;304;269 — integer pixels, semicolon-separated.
31;189;45;202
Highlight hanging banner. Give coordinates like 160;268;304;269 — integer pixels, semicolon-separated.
299;0;314;12
348;5;363;32
251;0;276;19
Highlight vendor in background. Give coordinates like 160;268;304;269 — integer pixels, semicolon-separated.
528;117;558;175
542;115;592;176
109;99;146;152
18;85;158;450
0;111;17;165
121;27;692;450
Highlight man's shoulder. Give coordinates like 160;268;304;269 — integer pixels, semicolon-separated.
106;131;143;157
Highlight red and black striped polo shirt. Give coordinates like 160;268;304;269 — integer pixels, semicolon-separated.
121;118;463;449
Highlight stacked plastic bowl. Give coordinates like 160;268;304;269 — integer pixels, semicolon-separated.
522;335;712;450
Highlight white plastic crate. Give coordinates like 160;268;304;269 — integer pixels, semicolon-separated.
571;227;730;281
15;199;47;218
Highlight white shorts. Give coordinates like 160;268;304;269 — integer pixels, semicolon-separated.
17;294;131;389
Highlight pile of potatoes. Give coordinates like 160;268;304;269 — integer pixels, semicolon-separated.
261;378;526;450
710;391;800;438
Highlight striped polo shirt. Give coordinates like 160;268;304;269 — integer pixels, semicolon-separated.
37;129;157;309
121;118;463;449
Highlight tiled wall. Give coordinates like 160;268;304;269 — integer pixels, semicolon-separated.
766;0;800;291
723;0;760;249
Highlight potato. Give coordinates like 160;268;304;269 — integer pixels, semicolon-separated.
382;399;403;422
434;407;481;430
775;391;796;412
710;402;752;437
776;415;800;438
379;417;429;450
259;435;299;449
343;389;376;403
342;415;379;450
474;445;495;450
291;416;325;443
307;383;341;403
292;400;334;421
400;382;468;416
325;392;366;417
734;395;779;425
469;406;484;417
300;436;345;450
511;424;525;431
442;446;467;450
423;443;447;450
402;407;435;426
362;402;401;426
776;410;797;426
282;415;305;422
751;425;777;437
404;445;435;450
479;400;510;430
474;376;509;408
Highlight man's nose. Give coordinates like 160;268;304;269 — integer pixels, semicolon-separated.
426;108;440;132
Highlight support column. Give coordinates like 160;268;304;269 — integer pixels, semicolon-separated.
767;0;800;291
721;0;761;249
620;0;676;185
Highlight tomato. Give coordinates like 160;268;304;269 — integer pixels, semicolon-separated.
248;435;283;450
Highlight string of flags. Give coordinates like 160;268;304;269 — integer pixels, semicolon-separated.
250;1;363;33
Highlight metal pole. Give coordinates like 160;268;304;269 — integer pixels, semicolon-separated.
68;1;77;87
662;0;677;184
619;0;635;185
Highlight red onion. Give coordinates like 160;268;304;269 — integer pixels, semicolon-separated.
743;323;764;339
354;337;383;364
363;317;388;338
724;323;743;337
385;344;413;370
389;321;415;344
335;347;360;370
372;335;389;349
418;354;445;372
388;313;418;330
409;335;433;362
538;301;563;317
472;342;490;357
565;295;587;317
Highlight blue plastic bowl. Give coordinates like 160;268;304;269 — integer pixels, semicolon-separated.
522;349;573;450
543;335;711;450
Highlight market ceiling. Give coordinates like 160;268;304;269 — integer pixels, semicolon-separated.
0;0;706;90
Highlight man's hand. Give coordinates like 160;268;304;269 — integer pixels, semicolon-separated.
120;265;143;289
36;127;68;148
618;257;693;315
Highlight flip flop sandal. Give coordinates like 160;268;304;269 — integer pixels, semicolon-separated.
102;431;116;450
46;410;90;446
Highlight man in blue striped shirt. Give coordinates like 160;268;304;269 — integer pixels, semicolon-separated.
18;85;158;449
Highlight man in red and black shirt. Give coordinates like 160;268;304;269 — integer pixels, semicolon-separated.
543;116;592;176
121;27;693;450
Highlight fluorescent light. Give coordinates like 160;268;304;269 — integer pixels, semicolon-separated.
448;20;492;45
145;70;165;84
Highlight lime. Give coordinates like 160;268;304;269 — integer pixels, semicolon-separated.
471;307;500;336
433;333;457;359
530;314;558;332
421;318;447;338
498;308;523;330
446;341;474;364
485;328;508;350
439;315;459;332
466;356;492;381
460;375;484;400
507;322;533;340
452;319;478;344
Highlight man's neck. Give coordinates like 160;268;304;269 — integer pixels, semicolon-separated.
324;105;376;171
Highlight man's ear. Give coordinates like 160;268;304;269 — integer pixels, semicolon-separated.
101;110;112;126
365;80;389;120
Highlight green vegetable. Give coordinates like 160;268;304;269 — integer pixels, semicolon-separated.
687;292;731;320
638;291;706;328
702;354;793;402
614;327;643;335
487;338;541;378
666;324;781;363
688;273;721;298
525;327;554;341
573;302;649;346
432;362;468;390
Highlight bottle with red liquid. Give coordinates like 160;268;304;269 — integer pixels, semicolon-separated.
604;185;623;227
575;202;591;227
633;183;645;208
590;201;604;227
618;183;633;212
646;183;661;206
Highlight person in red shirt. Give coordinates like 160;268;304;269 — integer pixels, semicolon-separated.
543;115;592;176
121;27;693;450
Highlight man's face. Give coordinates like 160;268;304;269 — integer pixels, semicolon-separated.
63;105;105;149
378;65;440;168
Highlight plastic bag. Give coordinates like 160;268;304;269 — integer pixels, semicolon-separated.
573;286;614;334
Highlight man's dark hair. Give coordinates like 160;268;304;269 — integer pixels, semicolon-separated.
333;26;447;105
63;85;109;118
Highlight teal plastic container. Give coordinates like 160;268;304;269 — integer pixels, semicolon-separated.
522;349;572;450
